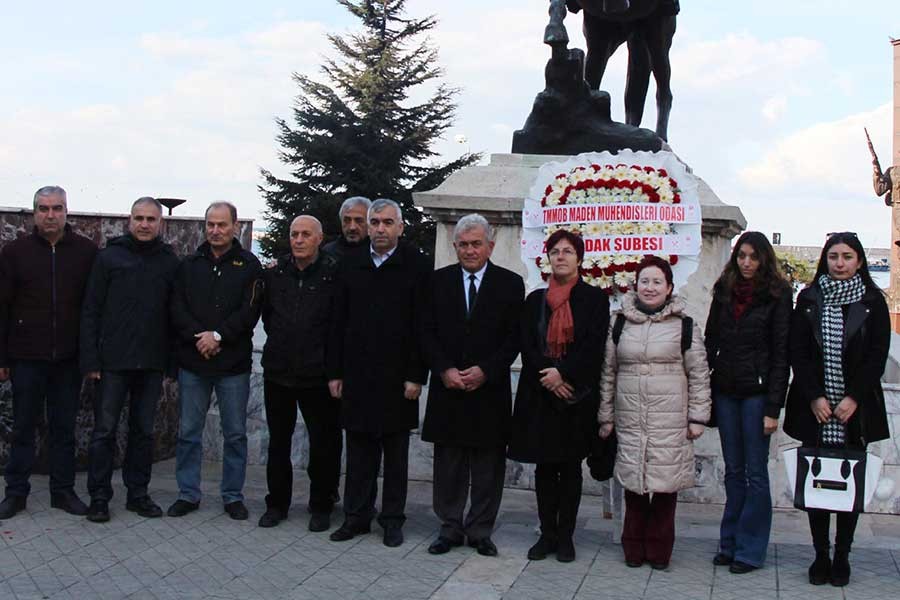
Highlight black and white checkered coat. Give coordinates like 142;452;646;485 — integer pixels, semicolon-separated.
784;282;892;448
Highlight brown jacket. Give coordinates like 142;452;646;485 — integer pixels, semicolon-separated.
599;292;711;494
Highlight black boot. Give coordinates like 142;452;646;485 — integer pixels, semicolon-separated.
830;547;851;587
808;547;831;586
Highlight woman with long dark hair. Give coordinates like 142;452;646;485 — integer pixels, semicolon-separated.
705;232;792;574
784;232;890;587
508;230;609;563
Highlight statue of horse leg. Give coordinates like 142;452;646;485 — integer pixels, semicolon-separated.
624;32;651;128
582;12;628;90
544;0;569;49
644;15;676;141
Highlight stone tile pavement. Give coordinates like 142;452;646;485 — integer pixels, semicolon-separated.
1;459;898;599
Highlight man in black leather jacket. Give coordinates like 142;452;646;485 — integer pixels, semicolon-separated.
257;215;343;531
80;197;180;523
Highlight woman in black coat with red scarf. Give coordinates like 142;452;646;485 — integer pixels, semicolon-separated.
784;232;890;588
508;230;609;563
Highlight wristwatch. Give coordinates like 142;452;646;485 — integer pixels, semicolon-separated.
212;331;222;343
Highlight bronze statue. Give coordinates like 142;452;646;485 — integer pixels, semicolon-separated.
867;127;895;206
544;0;678;141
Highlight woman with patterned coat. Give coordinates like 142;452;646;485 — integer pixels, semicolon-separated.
784;232;890;588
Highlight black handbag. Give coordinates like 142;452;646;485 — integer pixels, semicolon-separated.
587;429;617;482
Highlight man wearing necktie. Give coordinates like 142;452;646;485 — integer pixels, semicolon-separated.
421;214;525;556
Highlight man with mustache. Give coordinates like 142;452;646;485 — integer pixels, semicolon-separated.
0;186;97;519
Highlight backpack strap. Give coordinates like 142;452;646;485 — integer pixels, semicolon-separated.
681;316;693;355
612;312;692;355
611;313;626;345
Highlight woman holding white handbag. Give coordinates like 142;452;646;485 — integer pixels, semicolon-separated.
784;232;891;587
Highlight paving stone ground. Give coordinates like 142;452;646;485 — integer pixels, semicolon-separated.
1;459;898;599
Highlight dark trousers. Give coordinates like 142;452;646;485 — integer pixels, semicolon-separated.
343;430;410;529
535;460;583;541
622;490;678;565
808;510;860;552
263;380;342;514
4;359;82;498
87;370;163;502
433;444;506;542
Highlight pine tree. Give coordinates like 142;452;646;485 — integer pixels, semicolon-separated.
259;0;479;258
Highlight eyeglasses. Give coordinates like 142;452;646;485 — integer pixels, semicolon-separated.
548;247;578;257
826;231;858;239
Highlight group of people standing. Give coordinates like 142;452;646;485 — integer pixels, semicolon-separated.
0;186;891;590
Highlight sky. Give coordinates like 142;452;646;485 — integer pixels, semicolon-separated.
0;1;897;247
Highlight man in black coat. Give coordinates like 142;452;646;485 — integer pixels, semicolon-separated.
422;214;524;557
327;199;430;547
258;215;342;532
322;196;371;259
79;197;180;523
168;202;262;521
0;186;97;519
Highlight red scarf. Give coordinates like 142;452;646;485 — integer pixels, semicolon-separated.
546;277;577;359
732;279;755;320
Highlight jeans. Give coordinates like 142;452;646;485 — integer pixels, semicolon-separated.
263;380;342;514
715;393;773;567
87;370;163;502
4;359;82;498
175;369;250;504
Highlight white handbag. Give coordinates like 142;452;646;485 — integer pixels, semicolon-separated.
783;445;883;513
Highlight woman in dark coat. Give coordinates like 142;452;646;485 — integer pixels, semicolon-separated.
704;232;792;574
784;232;891;588
508;230;609;563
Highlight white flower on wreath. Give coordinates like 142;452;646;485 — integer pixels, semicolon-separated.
614;271;635;287
597;274;614;289
585;222;605;236
612;254;630;266
596;255;613;269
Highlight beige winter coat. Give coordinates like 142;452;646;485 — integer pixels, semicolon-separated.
599;292;711;494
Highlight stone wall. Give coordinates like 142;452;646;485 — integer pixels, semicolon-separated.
0;207;253;474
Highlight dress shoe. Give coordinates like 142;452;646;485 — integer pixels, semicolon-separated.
0;496;26;519
527;535;557;560
650;561;669;570
713;552;733;566
308;512;331;532
808;549;831;586
126;496;163;518
166;499;200;517
86;499;110;523
258;507;287;528
830;548;851;587
469;537;498;557
224;501;249;520
50;491;88;516
329;522;371;542
626;558;644;568
729;561;757;574
383;526;404;547
428;537;461;555
556;537;575;563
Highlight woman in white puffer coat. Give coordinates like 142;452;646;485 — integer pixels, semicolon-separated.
598;256;711;570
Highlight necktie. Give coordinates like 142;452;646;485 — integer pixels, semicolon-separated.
467;274;478;317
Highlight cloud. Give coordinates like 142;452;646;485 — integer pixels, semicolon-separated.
761;96;788;122
738;103;891;195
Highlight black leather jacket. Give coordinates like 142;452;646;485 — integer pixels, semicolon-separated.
704;281;792;418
